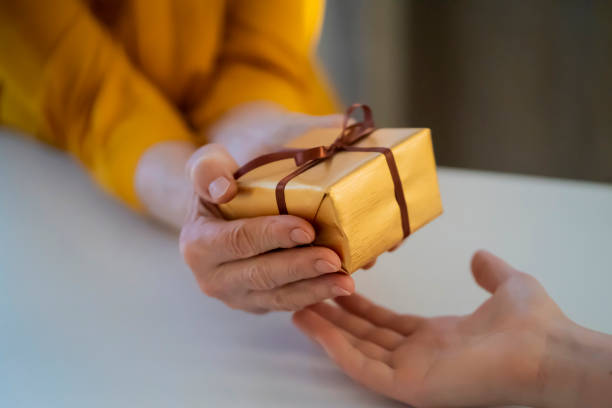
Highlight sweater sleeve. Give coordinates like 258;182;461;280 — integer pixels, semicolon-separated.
0;0;193;209
188;0;338;134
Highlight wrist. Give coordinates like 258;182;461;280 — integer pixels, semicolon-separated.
534;318;612;408
135;141;196;229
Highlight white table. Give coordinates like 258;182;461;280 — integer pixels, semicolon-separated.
1;131;611;408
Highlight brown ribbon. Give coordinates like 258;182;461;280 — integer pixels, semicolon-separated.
233;104;411;238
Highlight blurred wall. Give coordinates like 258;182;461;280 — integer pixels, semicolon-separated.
319;0;612;183
318;0;411;126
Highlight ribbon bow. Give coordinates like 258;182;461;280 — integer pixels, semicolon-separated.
233;104;411;238
292;104;376;166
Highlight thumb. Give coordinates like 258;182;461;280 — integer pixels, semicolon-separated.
471;250;519;294
187;144;239;204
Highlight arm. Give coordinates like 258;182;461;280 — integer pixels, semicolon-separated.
1;1;355;309
187;0;338;135
293;250;612;407
0;0;193;216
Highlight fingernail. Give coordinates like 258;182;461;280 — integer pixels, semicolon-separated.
315;259;339;273
290;228;312;244
208;176;230;200
331;286;351;297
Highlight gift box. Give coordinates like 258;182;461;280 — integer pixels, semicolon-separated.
218;105;443;273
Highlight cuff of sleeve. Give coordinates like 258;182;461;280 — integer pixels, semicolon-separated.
91;110;193;212
188;63;305;133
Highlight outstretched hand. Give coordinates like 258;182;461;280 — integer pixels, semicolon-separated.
293;250;593;407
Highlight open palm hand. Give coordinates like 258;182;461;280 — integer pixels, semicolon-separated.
293;250;568;407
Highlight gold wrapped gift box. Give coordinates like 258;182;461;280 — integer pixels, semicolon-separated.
219;126;443;273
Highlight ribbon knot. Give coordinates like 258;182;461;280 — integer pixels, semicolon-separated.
233;104;411;239
292;105;375;166
294;146;327;166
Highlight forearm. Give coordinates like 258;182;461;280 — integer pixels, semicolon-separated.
135;141;196;229
536;320;612;408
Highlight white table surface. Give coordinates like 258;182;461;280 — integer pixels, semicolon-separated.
1;131;611;408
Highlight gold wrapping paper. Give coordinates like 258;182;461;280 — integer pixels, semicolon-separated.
219;127;443;273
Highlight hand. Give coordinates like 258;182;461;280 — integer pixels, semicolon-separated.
293;250;612;407
180;103;355;313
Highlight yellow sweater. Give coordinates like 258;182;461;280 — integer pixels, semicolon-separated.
0;0;336;209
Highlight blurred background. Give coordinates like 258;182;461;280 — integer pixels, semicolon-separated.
318;0;612;183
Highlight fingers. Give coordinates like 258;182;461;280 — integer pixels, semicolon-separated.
187;144;239;203
471;250;519;294
335;294;424;336
216;246;342;292
181;214;317;267
292;308;395;395
308;302;405;351
215;215;315;262
247;273;354;312
216;216;315;261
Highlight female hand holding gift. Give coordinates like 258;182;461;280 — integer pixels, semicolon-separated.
293;250;612;407
2;1;403;314
180;103;361;313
